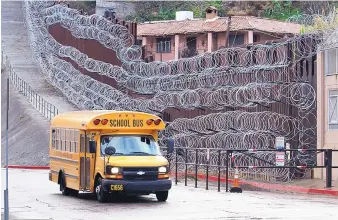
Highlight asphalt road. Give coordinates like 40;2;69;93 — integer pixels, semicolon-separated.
1;169;338;220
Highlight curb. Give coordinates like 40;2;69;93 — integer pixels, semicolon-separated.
174;172;338;197
3;165;50;170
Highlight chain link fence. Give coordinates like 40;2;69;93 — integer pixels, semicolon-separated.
2;51;59;120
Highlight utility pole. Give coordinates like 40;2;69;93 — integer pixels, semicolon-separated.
224;16;232;48
4;76;10;220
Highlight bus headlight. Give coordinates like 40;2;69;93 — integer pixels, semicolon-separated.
111;167;120;174
158;166;167;173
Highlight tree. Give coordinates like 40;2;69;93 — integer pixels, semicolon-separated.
124;1;338;23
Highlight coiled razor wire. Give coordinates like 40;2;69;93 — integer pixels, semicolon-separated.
287;11;338;50
22;1;338;182
162;111;299;139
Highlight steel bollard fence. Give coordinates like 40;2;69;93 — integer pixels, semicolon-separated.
165;147;338;193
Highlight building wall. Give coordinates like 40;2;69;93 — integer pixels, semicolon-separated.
178;35;187;56
144;36;175;62
142;31;286;62
315;51;338;181
256;32;277;43
196;34;208;55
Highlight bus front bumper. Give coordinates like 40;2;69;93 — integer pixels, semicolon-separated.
101;178;172;193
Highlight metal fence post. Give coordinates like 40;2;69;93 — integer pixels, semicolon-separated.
218;150;221;192
175;148;178;185
195;148;198;188
185;148;187;186
43;100;46;117
48;103;51;120
39;96;41;112
206;149;209;190
326;149;333;188
226;150;229;192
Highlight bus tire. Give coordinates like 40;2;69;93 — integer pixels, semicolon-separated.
95;177;108;203
60;173;71;196
155;191;168;202
70;189;79;196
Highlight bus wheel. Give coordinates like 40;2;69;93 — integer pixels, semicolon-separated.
155;191;168;202
60;174;71;196
70;189;79;197
95;177;108;203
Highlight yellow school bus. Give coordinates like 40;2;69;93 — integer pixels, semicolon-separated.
49;110;174;202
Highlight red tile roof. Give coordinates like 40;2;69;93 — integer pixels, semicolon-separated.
137;16;301;36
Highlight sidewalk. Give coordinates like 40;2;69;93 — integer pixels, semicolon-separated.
276;178;338;190
238;178;338;196
175;172;338;197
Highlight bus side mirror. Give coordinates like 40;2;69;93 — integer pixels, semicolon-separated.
166;138;174;154
105;146;116;156
89;140;96;153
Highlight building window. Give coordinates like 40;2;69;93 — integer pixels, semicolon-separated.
136;39;142;46
325;48;338;75
329;90;338;130
253;34;260;42
156;37;171;53
228;33;244;47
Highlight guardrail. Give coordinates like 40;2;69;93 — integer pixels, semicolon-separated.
164;147;338;192
1;51;59;120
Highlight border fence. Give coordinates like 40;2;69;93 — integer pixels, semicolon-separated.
164;147;338;192
1;51;59;120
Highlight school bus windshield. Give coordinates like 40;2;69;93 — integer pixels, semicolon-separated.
100;135;162;156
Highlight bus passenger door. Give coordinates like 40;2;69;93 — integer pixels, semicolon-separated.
79;131;96;192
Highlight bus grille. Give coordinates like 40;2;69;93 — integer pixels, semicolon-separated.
123;175;158;181
122;167;158;181
122;167;158;172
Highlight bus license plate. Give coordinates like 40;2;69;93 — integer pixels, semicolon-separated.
111;184;123;191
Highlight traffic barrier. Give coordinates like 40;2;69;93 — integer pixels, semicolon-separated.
3;165;50;170
229;167;242;193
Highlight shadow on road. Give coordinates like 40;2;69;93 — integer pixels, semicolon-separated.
50;192;160;204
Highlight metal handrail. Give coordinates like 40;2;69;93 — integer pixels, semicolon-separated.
1;51;59;120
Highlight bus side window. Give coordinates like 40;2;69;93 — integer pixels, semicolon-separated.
69;129;73;153
80;134;85;153
74;130;79;153
65;129;70;152
65;129;69;152
60;128;64;151
56;128;60;151
51;129;56;149
63;129;68;151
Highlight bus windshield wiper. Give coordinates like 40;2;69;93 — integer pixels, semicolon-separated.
111;152;125;155
129;152;155;156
